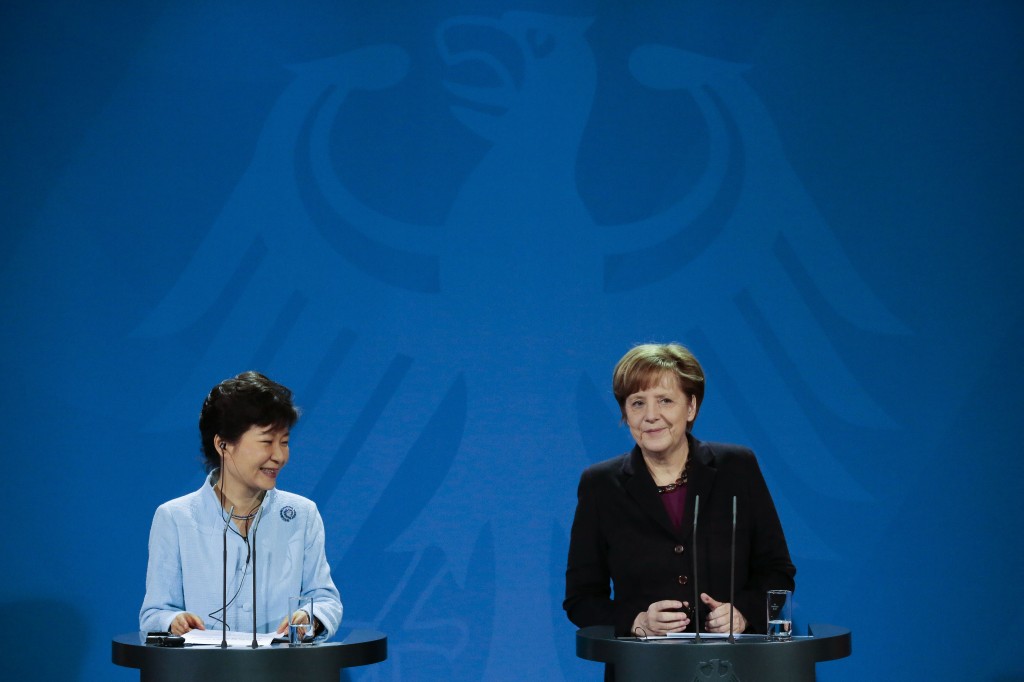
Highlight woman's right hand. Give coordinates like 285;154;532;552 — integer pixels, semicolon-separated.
632;600;690;636
169;612;206;635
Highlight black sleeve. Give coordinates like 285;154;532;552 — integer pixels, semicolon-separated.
733;452;796;633
563;468;616;629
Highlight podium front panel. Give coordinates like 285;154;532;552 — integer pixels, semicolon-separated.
576;624;850;682
112;629;386;682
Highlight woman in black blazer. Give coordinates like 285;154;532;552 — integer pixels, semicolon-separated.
564;343;795;638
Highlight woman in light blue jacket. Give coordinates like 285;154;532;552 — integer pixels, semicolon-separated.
140;371;343;639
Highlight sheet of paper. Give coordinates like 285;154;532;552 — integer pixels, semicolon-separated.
182;628;282;647
622;632;767;641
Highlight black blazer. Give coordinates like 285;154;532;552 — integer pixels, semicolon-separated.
564;434;796;636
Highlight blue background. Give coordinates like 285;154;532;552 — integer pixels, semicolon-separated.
3;1;1023;680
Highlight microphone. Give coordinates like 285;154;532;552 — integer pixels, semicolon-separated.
691;495;701;643
250;506;264;648
221;505;234;649
728;496;736;644
218;450;230;650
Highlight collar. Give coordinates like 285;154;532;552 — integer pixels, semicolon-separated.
201;471;277;522
619;432;712;477
619;433;717;540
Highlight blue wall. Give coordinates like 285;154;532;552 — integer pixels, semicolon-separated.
3;1;1023;680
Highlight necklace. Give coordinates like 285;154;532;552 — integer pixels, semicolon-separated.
655;457;692;494
656;478;685;494
213;482;263;520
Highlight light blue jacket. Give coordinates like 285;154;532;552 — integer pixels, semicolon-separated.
139;474;343;638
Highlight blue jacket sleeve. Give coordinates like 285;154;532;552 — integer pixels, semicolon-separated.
301;505;343;639
139;505;185;632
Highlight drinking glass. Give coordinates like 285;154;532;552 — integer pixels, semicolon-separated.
288;596;316;646
766;590;793;641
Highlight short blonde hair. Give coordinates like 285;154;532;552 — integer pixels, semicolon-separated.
612;343;705;427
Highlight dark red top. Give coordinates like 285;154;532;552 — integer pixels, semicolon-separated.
659;485;687;530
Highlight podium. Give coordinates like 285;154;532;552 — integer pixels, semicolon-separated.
576;624;850;682
112;629;386;681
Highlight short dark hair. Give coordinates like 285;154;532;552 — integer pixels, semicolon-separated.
612;343;705;429
198;371;300;472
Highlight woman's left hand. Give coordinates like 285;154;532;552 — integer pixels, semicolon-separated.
701;593;747;634
276;609;311;637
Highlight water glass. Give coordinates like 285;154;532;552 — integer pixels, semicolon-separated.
288;596;316;646
766;590;793;641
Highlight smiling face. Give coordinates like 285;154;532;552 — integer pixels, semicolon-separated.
624;372;696;463
218;425;290;500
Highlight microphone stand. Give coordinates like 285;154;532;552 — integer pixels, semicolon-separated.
250;506;263;649
221;504;234;649
728;496;736;644
691;495;701;643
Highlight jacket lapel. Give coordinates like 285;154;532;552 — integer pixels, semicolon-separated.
621;446;681;540
681;436;717;544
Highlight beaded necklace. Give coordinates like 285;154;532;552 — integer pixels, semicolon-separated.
655;456;693;494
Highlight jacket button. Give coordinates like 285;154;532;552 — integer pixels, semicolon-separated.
678;575;688;585
673;545;684;554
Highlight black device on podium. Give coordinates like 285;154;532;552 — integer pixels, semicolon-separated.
112;629;387;682
576;624;850;682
